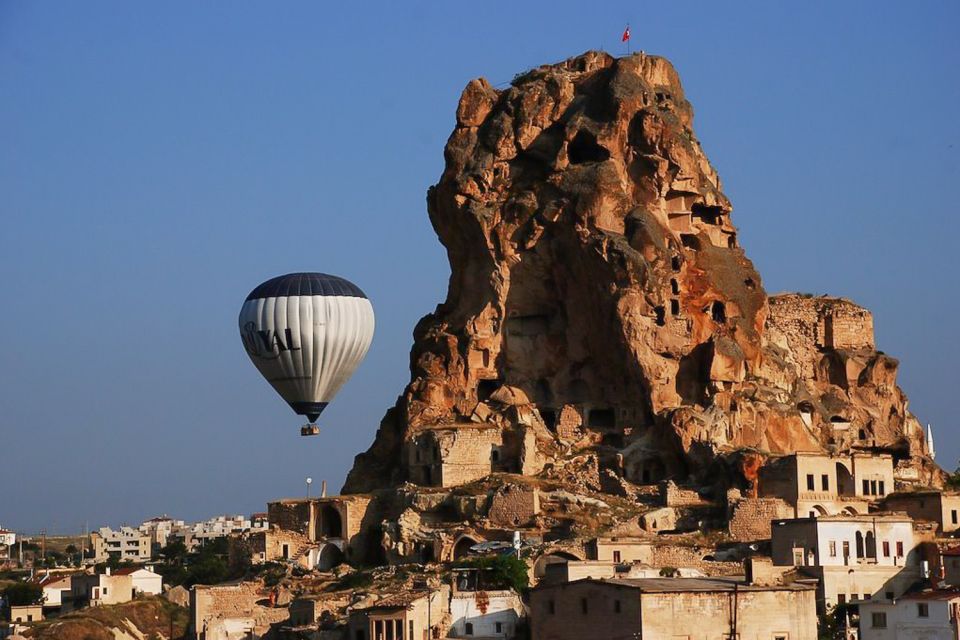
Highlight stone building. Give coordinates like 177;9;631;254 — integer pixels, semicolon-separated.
191;581;289;640
449;569;524;638
347;587;449;640
587;537;653;565
67;569;135;608
9;604;43;624
771;513;921;611
859;590;960;640
759;452;893;518
236;494;375;568
882;490;960;535
530;577;817;640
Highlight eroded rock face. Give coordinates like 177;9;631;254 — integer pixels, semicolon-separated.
343;51;934;496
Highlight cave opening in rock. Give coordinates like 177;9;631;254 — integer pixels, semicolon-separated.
568;130;610;164
671;255;682;271
691;204;723;225
477;379;500;401
681;234;700;250
654;306;666;326
728;233;737;248
588;408;616;428
540;408;557;432
711;301;726;324
670;279;680;295
670;299;680;316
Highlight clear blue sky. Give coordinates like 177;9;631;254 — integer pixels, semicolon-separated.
1;1;957;534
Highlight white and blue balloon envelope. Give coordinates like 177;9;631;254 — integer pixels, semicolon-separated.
239;273;374;430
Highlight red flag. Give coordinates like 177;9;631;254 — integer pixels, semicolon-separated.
622;26;630;42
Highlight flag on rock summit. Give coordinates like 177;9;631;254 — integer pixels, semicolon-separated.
622;25;631;42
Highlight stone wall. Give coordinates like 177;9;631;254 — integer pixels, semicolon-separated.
487;484;540;528
660;481;705;507
267;500;312;536
649;545;741;576
728;497;794;541
767;294;875;379
191;581;289;638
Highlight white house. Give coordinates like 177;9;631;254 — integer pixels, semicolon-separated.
860;590;960;639
114;566;163;595
34;573;74;608
449;568;525;638
771;513;922;611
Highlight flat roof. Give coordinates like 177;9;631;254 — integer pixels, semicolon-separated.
539;577;815;593
774;512;913;525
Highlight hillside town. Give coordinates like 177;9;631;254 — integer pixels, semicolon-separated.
2;40;956;640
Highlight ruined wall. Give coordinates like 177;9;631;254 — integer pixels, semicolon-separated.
728;497;794;541
660;481;705;507
267;500;312;536
191;582;289;638
487;484;540;528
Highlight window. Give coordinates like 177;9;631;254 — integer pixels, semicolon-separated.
581;598;588;614
807;474;815;491
409;622;413;640
613;550;621;563
883;541;890;557
548;599;555;614
103;588;108;595
837;595;846;604
885;592;894;600
495;622;503;633
897;541;904;557
829;541;837;557
465;622;474;636
774;636;787;640
843;541;850;558
614;599;622;613
852;594;859;601
953;510;958;525
863;479;870;495
871;612;887;628
822;474;829;491
918;603;929;617
879;481;885;495
871;480;878;495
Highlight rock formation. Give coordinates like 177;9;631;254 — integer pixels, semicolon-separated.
343;51;938;504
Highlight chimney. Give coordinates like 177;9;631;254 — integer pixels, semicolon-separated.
105;566;111;576
321;480;327;498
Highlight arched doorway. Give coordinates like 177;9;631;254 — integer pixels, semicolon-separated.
317;544;344;570
319;505;343;539
453;536;480;561
533;551;581;580
855;531;864;558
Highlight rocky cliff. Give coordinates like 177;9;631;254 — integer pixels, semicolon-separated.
343;51;938;498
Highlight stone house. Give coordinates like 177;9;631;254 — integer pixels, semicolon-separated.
771;513;921;611
759;452;893;518
9;604;43;624
882;490;960;535
190;581;289;640
67;569;135;608
113;565;163;595
859;590;960;640
237;494;375;568
530;577;817;640
587;537;653;565
347;586;449;640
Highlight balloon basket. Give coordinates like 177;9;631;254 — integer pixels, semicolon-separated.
301;424;320;437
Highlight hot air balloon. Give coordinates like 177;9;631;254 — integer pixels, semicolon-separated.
239;273;374;436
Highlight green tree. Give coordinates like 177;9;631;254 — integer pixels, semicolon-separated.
459;554;529;593
160;539;188;565
3;582;43;606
